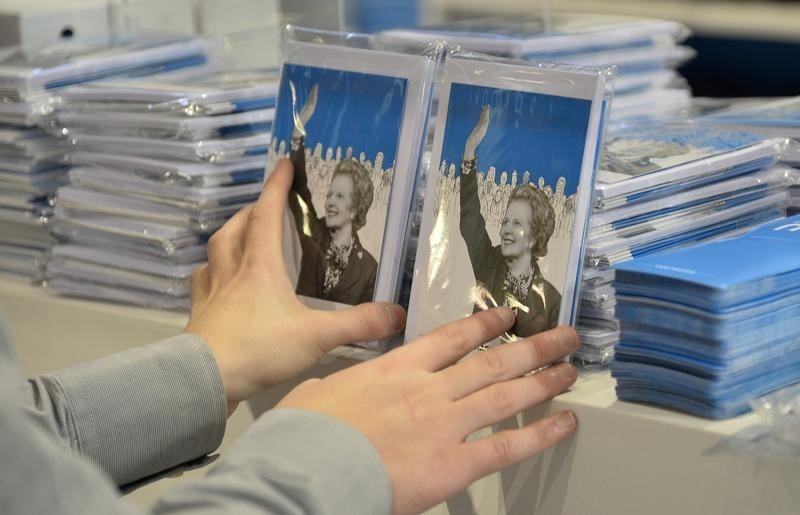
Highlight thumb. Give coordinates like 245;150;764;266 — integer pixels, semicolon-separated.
318;302;406;350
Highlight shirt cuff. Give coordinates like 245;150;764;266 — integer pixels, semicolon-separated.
50;333;227;486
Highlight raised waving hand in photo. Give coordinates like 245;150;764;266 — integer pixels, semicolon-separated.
291;82;319;138
464;105;491;161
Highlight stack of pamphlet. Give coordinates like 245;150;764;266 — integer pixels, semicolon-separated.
697;96;800;215
0;36;219;282
382;13;694;121
575;124;788;365
47;70;278;309
611;215;800;419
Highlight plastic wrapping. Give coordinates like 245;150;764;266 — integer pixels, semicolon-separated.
56;108;275;140
68;152;266;187
67;132;270;162
45;276;190;311
52;208;204;256
381;13;689;59
55;70;279;116
404;49;613;347
595;126;782;209
266;26;440;349
0;36;222;101
698;96;800;138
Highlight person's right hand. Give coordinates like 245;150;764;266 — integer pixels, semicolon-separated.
278;309;579;515
464;105;491;161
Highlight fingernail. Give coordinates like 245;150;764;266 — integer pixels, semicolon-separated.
497;306;515;325
554;411;577;434
385;305;406;332
555;364;577;382
558;327;579;352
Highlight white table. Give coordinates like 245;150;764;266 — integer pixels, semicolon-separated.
1;277;796;515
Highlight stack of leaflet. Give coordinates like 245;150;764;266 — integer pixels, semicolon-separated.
697;96;800;215
382;13;694;121
611;214;800;419
575;124;788;365
47;70;277;309
0;36;219;282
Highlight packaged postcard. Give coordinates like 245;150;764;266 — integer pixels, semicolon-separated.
52;208;204;256
57;108;274;141
56;70;279;116
266;28;439;336
45;276;190;311
589;167;784;233
51;244;199;279
585;191;785;268
66;167;262;210
698;96;800;138
405;54;610;345
56;186;238;234
0;36;220;101
68;132;271;162
69;152;266;187
382;13;687;59
595;126;781;209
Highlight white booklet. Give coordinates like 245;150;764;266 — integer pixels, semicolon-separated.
406;56;608;345
266;34;437;334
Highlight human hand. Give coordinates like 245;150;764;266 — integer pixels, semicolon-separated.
464;105;490;161
186;159;406;415
277;309;579;515
291;82;318;138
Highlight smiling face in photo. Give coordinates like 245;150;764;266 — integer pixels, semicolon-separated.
500;199;534;259
325;173;355;231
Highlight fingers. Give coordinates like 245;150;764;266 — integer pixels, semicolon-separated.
316;302;406;351
441;327;579;399
242;159;294;274
205;204;253;286
453;362;576;433
458;410;577;481
397;307;515;371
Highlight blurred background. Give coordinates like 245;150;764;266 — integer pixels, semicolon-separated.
1;0;798;96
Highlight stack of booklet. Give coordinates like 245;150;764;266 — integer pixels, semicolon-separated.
46;69;278;309
0;36;219;282
575;123;788;365
611;215;800;419
697;96;800;215
382;12;694;121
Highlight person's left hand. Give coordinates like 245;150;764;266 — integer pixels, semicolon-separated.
186;159;406;415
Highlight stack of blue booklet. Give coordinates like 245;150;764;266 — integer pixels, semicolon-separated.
0;36;219;283
382;13;694;121
611;215;800;419
46;69;278;309
574;122;787;365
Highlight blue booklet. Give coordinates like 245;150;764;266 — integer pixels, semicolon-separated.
613;214;800;311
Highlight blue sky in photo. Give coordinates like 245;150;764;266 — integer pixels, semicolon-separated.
440;82;592;196
272;64;408;168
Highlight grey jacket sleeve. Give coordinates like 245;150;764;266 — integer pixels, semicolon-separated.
19;333;228;486
2;321;393;515
154;408;393;515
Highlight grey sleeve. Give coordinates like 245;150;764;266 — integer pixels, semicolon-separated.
4;322;392;515
19;333;228;486
155;408;393;515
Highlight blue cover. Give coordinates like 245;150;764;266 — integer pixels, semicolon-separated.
614;214;800;310
701;97;800;128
